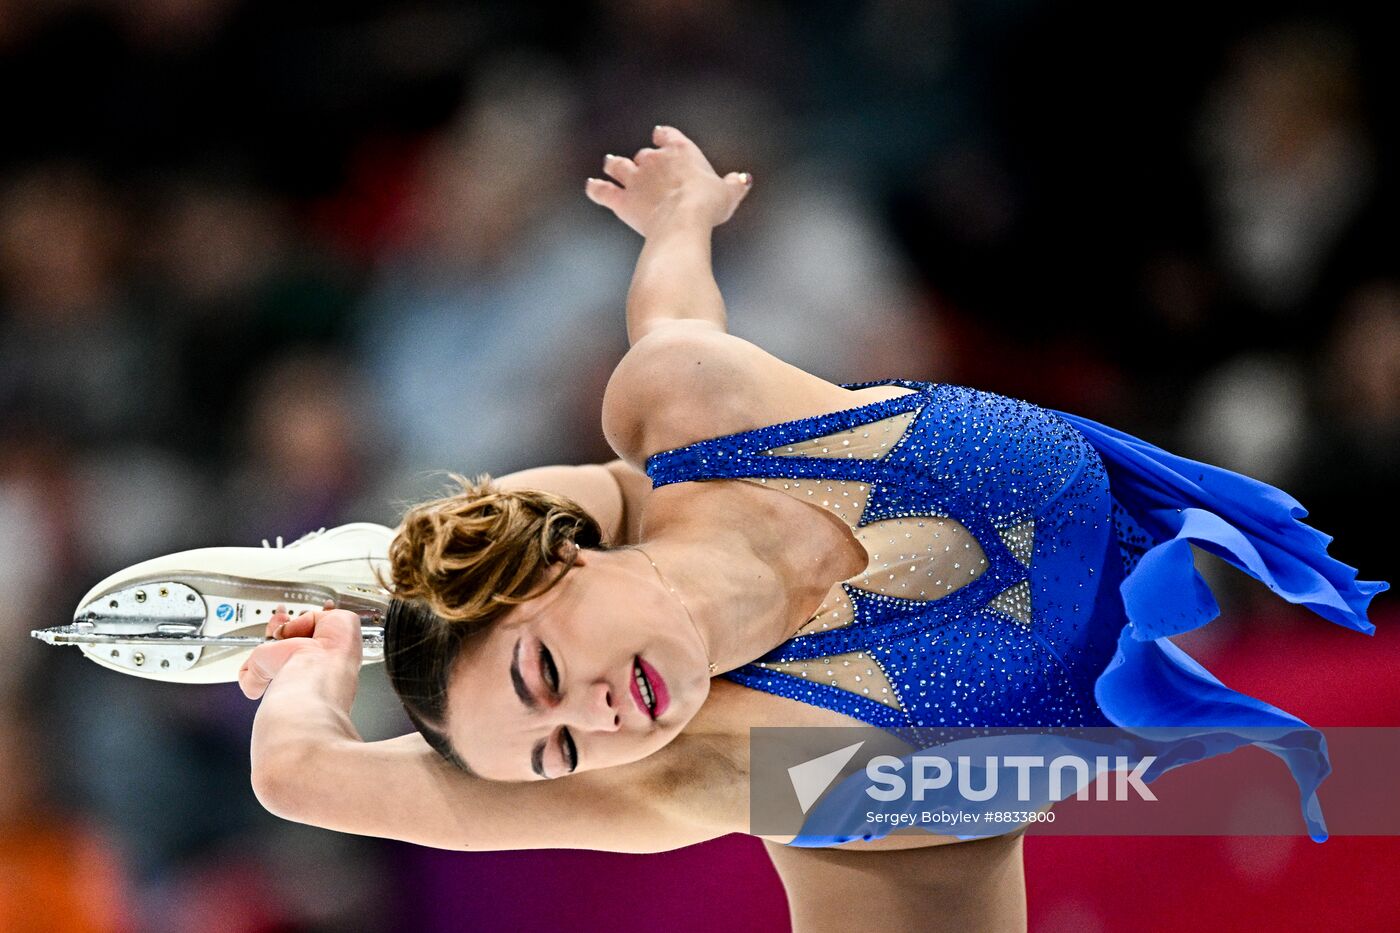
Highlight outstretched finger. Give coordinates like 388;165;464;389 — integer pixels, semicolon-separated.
653;125;690;148
585;177;622;207
722;171;755;218
602;153;636;186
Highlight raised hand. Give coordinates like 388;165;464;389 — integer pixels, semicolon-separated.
243;599;367;818
239;599;363;707
585;125;753;236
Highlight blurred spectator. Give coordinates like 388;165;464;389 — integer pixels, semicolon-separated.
1294;281;1400;570
0;165;174;447
359;49;638;489
0;457;62;699
1179;352;1310;487
1196;21;1374;315
226;349;379;541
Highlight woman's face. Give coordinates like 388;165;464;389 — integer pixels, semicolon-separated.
441;549;712;781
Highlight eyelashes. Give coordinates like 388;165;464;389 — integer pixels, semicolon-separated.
540;643;560;693
561;729;578;772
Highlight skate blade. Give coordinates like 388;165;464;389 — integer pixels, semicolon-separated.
32;573;390;681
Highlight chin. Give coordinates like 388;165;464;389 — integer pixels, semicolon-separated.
646;722;687;757
673;674;710;724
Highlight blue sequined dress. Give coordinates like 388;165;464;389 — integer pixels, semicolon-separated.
644;380;1388;845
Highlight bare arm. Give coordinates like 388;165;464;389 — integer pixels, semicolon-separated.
257;730;735;854
589;127;893;468
493;459;653;545
624;194;727;342
585;125;751;344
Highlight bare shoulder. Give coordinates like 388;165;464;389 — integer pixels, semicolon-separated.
601;321;854;469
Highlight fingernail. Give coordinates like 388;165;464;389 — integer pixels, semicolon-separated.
740;172;752;185
605;154;617;160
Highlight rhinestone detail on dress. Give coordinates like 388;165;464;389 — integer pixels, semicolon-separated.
645;380;1122;731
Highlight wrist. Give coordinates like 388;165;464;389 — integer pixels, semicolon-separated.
647;187;720;233
279;645;361;711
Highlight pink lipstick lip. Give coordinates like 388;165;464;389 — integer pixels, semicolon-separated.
628;660;651;719
636;655;670;718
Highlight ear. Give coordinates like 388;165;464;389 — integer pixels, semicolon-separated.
554;538;587;566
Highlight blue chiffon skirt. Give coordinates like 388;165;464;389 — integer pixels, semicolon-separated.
790;409;1387;845
1054;410;1387;842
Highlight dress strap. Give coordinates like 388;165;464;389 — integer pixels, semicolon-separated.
645;387;932;489
839;378;933;393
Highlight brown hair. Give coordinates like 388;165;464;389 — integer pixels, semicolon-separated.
382;474;605;772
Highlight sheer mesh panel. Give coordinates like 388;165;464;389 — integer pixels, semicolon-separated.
986;579;1033;626
744;476;871;528
852;517;988;600
760;410;917;460
758;650;901;709
744;411;990;632
795;585;857;634
999;520;1035;566
738;410;1032;713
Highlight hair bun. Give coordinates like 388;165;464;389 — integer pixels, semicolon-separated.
386;473;603;627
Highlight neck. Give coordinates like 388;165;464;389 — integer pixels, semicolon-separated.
633;529;838;675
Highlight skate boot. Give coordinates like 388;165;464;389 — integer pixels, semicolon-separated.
32;523;395;684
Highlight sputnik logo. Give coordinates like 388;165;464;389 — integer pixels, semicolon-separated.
788;741;865;813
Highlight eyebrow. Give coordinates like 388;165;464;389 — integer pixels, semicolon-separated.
512;638;548;778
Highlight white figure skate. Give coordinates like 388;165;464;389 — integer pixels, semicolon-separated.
31;523;395;684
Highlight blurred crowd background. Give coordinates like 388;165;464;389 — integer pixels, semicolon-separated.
0;1;1394;931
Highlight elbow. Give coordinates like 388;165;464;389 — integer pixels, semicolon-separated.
250;743;312;821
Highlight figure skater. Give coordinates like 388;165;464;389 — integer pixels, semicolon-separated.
52;126;1387;932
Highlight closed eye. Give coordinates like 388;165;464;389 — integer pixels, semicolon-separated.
561;728;577;772
540;645;578;774
540;643;560;694
523;641;577;778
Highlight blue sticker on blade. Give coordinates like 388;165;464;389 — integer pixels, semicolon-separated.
216;603;235;621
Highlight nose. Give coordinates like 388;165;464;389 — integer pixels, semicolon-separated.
570;681;621;732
